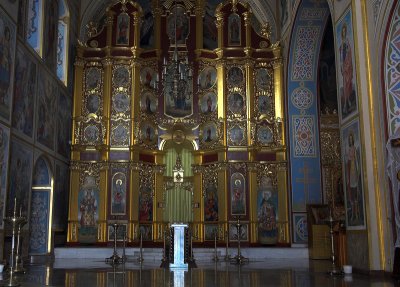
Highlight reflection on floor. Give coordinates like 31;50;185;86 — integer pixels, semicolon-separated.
0;259;397;287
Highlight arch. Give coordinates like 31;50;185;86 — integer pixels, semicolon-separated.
286;0;331;243
382;0;400;259
29;155;53;256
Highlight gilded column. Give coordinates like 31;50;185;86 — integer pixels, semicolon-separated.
129;164;140;242
101;58;112;160
105;10;115;48
132;11;142;57
71;49;85;162
195;0;205;52
272;51;289;244
245;60;254;147
98;164;109;242
154;164;165;240
192;153;203;240
243;11;252;57
152;0;162;56
215;11;224;57
67;164;80;243
248;164;258;243
130;59;141;152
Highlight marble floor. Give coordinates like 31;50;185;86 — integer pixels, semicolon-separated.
0;259;397;287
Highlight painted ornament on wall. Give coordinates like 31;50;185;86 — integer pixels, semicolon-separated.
12;44;36;138
335;8;358;122
78;176;99;243
111;171;127;215
0;9;16;122
199;91;217;114
228;13;241;46
29;190;50;254
230;172;246;216
7;139;33;217
116;13;130;45
0;123;9;227
167;5;189;45
257;177;278;244
198;66;217;90
341;119;365;229
204;183;218;221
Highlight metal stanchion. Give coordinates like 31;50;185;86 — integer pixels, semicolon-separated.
230;219;248;265
224;230;230;261
137;234;143;263
327;212;343;276
212;232;219;262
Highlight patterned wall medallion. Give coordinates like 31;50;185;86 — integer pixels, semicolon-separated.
112;92;130;113
113;66;130;88
227;66;244;86
86;67;102;91
201;122;218;143
199;91;217;114
140;67;157;89
228;125;245;145
291;86;313;110
256;68;272;91
293;115;316;157
257;126;274;145
227;92;244;114
198;66;217;90
140;91;157;114
84;125;100;143
293;213;308;243
86;94;101;114
230;172;246;216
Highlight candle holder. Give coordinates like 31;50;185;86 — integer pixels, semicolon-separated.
2;198;26;286
105;223;124;265
326;212;343;276
230;219;249;265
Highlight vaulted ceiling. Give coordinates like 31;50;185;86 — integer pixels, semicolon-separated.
78;0;278;42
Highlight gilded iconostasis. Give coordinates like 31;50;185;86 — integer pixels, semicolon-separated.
68;0;288;246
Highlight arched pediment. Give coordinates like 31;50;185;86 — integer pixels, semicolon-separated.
79;0;278;42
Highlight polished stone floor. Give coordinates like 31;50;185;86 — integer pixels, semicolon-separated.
0;259;397;287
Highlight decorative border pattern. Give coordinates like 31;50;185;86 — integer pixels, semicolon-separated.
291;26;320;81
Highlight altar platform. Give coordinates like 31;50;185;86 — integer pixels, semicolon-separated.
55;247;309;262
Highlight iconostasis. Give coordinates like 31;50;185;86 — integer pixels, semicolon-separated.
68;0;288;246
